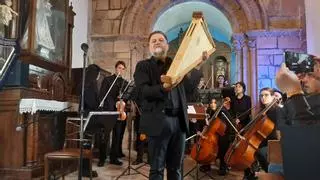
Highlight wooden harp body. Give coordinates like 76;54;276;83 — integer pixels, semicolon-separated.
164;12;216;86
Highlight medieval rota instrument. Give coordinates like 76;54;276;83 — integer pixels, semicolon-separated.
161;11;216;88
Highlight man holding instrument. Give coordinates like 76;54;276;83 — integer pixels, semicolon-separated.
99;60;128;166
134;31;208;180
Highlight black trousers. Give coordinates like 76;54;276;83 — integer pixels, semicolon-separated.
217;134;230;170
83;123;109;170
110;120;127;160
148;116;186;180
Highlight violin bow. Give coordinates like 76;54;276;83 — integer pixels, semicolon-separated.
239;98;279;134
99;73;121;108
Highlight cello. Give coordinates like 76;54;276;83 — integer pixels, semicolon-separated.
224;99;278;170
190;98;229;164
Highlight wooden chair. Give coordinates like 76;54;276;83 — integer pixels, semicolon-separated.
44;118;94;180
255;140;284;180
268;140;283;164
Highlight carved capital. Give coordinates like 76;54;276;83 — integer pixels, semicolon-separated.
232;33;246;51
247;38;257;49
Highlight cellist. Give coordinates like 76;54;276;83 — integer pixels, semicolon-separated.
242;87;281;180
198;97;233;176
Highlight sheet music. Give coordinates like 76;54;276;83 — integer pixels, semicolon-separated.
187;105;196;114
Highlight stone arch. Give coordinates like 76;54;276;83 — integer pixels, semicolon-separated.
120;0;266;36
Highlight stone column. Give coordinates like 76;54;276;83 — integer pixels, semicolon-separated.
242;39;249;91
248;38;258;111
232;34;245;82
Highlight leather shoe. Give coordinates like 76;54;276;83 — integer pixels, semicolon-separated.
199;164;211;172
97;161;105;167
118;153;125;158
110;159;123;166
132;159;143;165
218;169;227;176
243;174;258;180
82;170;98;177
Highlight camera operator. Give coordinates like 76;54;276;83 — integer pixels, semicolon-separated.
276;57;320;124
275;56;320;179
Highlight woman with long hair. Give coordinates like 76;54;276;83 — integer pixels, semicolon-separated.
243;87;280;180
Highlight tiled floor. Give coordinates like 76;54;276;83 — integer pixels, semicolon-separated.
65;150;244;180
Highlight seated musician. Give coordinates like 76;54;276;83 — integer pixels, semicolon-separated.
243;87;281;180
199;97;232;176
184;69;203;154
273;88;286;108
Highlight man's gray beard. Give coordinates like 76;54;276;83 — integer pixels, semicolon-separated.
152;49;167;58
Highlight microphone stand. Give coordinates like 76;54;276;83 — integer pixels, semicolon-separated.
78;49;88;180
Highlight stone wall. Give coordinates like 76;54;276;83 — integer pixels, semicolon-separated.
89;0;307;103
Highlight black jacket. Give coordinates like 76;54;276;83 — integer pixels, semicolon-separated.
134;56;193;136
99;74;128;111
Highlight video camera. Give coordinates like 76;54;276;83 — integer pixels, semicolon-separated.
284;51;315;74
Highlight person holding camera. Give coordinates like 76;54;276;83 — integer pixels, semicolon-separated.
276;57;320;124
275;56;320;179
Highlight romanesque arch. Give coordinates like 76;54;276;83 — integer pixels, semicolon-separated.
120;0;266;36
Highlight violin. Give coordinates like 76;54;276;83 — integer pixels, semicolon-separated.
224;99;278;170
116;99;127;120
190;98;230;164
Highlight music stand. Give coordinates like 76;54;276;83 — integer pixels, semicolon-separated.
184;105;215;180
115;101;148;180
73;111;119;180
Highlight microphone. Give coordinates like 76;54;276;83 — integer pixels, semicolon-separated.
81;43;89;53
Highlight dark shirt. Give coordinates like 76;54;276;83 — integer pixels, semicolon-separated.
154;58;181;114
133;56;197;136
278;94;320;126
231;95;252;127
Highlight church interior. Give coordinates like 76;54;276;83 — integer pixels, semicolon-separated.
0;0;319;179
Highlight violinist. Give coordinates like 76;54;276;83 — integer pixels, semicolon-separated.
197;97;232;176
243;87;280;180
99;60;128;166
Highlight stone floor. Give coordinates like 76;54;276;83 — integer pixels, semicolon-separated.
65;150;244;180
